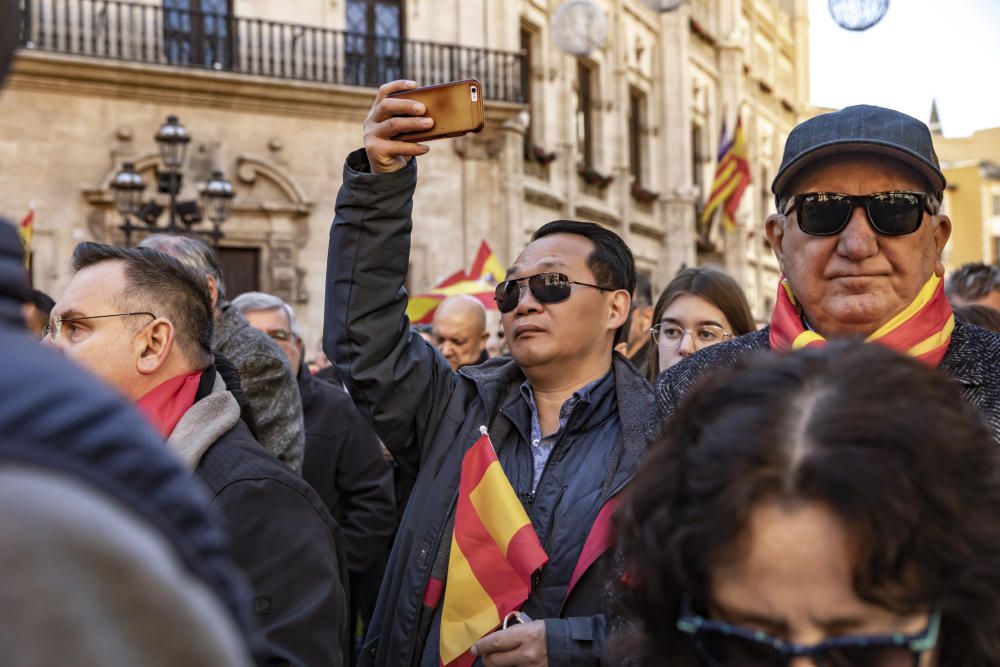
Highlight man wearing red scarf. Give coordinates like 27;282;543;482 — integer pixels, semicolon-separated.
48;242;349;667
656;105;1000;437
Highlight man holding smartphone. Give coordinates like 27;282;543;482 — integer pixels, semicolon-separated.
325;80;657;667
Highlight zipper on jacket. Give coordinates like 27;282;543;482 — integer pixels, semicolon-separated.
407;489;459;667
531;485;567;592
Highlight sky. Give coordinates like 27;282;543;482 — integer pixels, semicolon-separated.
809;0;1000;137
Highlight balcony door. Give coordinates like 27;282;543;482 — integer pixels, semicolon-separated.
345;0;404;88
163;0;233;69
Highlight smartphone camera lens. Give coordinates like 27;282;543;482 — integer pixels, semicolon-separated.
470;86;479;102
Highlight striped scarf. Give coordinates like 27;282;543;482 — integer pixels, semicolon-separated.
769;273;954;366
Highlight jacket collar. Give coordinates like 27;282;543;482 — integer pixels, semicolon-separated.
167;367;241;471
459;352;656;460
296;361;321;412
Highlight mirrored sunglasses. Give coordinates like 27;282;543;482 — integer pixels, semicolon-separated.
493;272;607;314
677;598;940;667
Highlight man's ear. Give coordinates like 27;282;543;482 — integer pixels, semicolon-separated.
608;290;631;331
136;318;176;375
765;213;788;274
932;213;952;277
205;274;220;310
639;305;654;329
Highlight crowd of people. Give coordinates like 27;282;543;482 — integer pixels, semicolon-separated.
3;7;1000;664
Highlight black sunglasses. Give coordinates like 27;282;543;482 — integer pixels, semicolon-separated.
494;272;607;313
783;191;938;237
677;597;940;667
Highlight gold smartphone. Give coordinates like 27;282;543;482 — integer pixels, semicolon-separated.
388;79;486;142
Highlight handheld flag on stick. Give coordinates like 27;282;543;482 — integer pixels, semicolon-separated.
701;114;751;231
439;427;548;667
407;241;506;324
18;206;34;271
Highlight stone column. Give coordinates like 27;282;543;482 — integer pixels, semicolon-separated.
656;5;697;286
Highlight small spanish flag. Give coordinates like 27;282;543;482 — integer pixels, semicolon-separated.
18;207;34;270
439;428;548;667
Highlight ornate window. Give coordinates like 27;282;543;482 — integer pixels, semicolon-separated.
163;0;233;69
345;0;405;88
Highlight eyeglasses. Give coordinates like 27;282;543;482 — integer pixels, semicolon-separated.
677;597;941;667
493;272;608;314
783;191;938;237
44;311;156;343
650;322;732;350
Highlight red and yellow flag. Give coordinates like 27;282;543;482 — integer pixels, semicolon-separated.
18;207;33;270
406;241;507;324
440;430;548;667
701;115;751;231
769;273;954;366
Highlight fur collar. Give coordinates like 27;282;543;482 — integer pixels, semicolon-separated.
167;375;241;471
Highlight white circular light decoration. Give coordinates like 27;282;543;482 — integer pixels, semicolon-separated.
828;0;890;31
551;0;609;57
640;0;687;11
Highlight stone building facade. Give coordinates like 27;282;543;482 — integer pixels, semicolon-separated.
0;0;809;347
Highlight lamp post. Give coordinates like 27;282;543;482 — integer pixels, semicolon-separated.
110;115;234;247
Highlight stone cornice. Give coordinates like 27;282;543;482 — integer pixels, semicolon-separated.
7;51;525;123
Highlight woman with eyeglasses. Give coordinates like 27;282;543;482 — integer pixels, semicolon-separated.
616;341;1000;666
646;267;756;381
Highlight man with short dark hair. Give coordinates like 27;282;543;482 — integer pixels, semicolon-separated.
656;105;1000;436
138;234;305;471
50;242;349;667
325;81;657;667
945;262;1000;311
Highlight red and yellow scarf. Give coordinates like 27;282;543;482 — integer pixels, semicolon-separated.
769;273;954;366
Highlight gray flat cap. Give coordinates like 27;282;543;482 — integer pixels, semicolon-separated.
772;105;947;203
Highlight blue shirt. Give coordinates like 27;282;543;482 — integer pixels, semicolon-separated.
519;373;608;491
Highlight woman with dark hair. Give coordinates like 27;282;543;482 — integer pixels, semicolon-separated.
618;341;1000;666
646;266;755;381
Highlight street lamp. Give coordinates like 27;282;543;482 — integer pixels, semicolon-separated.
110;114;234;247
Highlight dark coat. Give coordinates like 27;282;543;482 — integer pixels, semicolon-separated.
185;367;350;667
655;322;1000;435
298;363;396;573
0;220;258;654
324;150;657;667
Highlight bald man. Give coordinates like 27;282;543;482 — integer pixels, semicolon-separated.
431;295;489;370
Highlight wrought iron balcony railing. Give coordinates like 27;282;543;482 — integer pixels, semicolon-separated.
17;0;525;103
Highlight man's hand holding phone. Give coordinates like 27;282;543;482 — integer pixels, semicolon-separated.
363;80;434;175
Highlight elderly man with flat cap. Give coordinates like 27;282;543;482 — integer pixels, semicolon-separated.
656;105;1000;435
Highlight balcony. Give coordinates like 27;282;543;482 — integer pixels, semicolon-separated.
17;0;525;103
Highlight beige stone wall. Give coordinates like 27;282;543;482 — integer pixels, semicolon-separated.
1;0;810;348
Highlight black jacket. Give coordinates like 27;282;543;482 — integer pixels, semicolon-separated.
655;322;1000;436
298;363;396;573
0;220;259;655
324;151;657;667
182;367;350;667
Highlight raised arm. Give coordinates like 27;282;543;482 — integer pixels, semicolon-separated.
323;81;458;473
